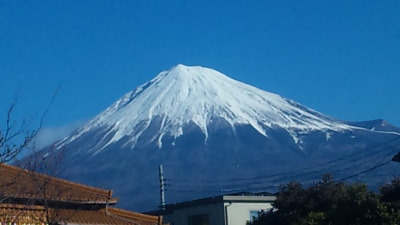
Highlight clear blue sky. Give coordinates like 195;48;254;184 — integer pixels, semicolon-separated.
1;0;400;146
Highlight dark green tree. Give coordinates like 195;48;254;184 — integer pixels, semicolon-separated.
380;177;400;223
252;175;400;225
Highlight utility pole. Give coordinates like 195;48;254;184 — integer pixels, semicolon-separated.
159;164;166;210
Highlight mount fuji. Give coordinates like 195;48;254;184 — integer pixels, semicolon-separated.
36;65;400;211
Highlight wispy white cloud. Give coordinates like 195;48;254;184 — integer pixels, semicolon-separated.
34;120;86;149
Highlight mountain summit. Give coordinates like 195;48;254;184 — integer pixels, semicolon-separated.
45;65;400;211
62;65;352;152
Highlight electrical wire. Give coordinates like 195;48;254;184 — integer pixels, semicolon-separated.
167;136;400;185
165;136;400;194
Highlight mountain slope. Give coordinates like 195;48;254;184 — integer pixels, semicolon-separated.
59;64;354;152
40;65;400;212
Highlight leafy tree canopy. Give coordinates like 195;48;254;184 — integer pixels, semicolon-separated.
252;175;400;225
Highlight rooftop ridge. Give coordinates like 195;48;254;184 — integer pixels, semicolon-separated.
106;207;162;222
1;163;115;200
0;203;45;210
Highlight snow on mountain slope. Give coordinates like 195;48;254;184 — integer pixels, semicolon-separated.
43;64;400;212
60;64;354;152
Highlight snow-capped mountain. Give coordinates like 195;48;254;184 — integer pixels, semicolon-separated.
60;64;352;152
40;65;400;212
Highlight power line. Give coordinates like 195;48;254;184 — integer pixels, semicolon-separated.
338;160;392;182
167;153;396;194
165;136;400;193
167;136;400;185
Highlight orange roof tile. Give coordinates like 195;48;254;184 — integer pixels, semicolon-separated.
0;203;162;225
0;163;117;204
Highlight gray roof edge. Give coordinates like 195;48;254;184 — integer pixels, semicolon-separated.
222;195;276;202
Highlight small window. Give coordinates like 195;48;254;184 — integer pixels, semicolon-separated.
188;214;210;225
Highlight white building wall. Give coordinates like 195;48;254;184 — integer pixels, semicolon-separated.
161;196;275;225
224;202;273;225
163;202;225;225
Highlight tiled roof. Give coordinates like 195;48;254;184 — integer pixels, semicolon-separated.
0;203;162;225
0;163;117;204
0;164;163;225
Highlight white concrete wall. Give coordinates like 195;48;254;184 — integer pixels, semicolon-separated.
163;202;225;225
224;202;273;225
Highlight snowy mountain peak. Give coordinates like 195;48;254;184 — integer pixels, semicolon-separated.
62;65;353;151
169;64;211;76
43;65;400;212
170;63;194;74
